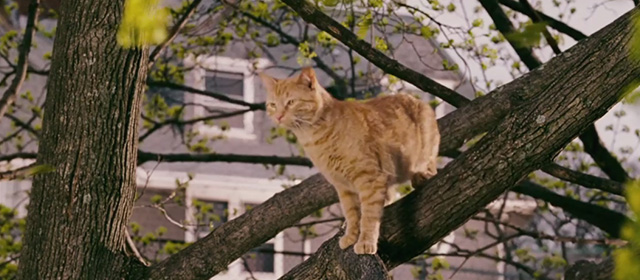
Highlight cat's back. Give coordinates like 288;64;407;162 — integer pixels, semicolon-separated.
360;93;434;125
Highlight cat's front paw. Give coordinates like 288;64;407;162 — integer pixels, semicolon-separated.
339;233;358;249
353;240;377;254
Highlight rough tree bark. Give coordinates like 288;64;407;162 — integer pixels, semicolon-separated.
145;5;639;280
16;0;149;279
280;7;640;279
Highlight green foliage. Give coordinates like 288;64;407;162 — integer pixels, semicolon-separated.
629;12;640;62
0;204;24;279
614;180;640;280
505;22;548;48
117;0;169;48
356;11;373;39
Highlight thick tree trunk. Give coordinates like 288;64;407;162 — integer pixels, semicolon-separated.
16;1;149;279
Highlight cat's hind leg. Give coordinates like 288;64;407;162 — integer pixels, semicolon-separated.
411;114;440;189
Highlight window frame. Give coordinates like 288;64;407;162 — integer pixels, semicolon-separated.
135;168;294;280
183;55;270;140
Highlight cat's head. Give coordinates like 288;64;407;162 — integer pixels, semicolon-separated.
259;67;326;129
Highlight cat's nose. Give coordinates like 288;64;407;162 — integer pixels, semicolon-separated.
276;114;284;122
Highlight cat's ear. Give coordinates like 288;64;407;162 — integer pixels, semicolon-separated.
259;72;278;93
297;67;317;90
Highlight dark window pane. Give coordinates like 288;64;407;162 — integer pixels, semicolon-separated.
242;243;275;273
146;86;184;107
205;70;244;96
203;70;247;129
193;199;229;239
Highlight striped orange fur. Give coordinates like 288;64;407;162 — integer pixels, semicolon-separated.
259;67;440;255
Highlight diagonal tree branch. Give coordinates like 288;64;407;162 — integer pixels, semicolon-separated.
0;0;39;122
145;6;640;279
486;0;631;184
279;0;470;107
498;0;588;41
518;0;562;53
579;126;630;183
147;79;265;110
479;0;542;70
138;108;252;142
541;163;624;195
280;8;639;278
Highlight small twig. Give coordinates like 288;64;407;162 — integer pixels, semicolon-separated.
240;256;258;280
148;0;204;65
0;0;40;122
292;217;344;228
147;79;264;110
4;112;40;138
152;204;188;230
125;230;150;266
139;108;251;141
135;160;162;203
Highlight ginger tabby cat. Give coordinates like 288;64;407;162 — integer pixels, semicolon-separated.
259;67;440;255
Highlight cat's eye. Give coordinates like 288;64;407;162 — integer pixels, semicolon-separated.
285;99;295;107
266;102;276;110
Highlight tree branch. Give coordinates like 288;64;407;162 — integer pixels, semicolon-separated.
479;0;542;70
137;150;313;167
139;108;251;142
148;0;204;65
0;152;37;162
486;0;631;186
498;0;587;41
279;0;470;107
146;7;640;279
0;163;35;180
233;3;349;98
579;125;630;183
518;0;562;53
564;257;614;280
541;163;624;195
147;79;265;110
0;0;39;122
279;233;390;280
513;181;627;237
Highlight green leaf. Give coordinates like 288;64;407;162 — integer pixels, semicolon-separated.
26;164;56;176
117;0;169;48
505;22;547;48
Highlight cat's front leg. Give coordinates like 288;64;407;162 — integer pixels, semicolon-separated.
337;190;361;249
353;175;388;255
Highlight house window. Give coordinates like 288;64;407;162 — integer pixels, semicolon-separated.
135;170;288;278
130;187;187;262
243;243;275;273
193;199;229;240
184;55;270;140
242;203;276;273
